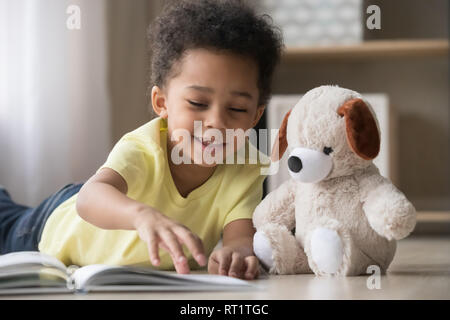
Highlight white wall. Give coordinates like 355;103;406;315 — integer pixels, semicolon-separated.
0;0;111;206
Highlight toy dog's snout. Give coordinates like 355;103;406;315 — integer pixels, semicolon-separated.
287;147;333;183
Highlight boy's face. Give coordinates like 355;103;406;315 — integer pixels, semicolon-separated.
152;48;265;167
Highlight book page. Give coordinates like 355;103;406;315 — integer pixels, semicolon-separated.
0;251;67;273
0;267;68;289
72;264;115;290
72;265;197;290
72;264;255;292
169;273;253;286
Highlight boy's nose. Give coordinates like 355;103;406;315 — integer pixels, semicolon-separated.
204;109;227;130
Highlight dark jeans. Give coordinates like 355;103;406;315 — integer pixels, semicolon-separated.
0;183;84;254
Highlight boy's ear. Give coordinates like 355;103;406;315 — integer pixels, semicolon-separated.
271;109;291;162
151;85;168;119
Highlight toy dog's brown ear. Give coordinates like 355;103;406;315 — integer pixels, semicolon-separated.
337;98;380;160
271;109;291;162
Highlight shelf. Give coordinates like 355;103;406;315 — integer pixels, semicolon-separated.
282;39;449;61
416;211;450;223
414;211;450;235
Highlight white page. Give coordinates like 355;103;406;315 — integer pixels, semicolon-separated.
80;283;260;293
0;251;67;272
0;267;69;293
0;287;73;295
72;264;254;291
167;273;253;286
0;267;67;280
72;264;118;290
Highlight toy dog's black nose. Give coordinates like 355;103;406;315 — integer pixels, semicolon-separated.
288;156;303;173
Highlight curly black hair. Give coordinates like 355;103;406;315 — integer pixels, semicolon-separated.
147;0;284;108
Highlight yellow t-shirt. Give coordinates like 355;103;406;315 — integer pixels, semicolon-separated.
38;117;269;270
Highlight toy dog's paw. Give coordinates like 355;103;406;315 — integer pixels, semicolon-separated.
384;212;416;241
253;231;274;270
378;202;417;241
310;228;343;275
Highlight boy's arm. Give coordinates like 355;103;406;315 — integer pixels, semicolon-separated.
222;218;255;256
76;168;206;273
207;218;259;279
76;167;145;230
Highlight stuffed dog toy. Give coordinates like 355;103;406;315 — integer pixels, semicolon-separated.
253;85;416;276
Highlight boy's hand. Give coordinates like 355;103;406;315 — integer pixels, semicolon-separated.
133;207;207;274
208;246;259;280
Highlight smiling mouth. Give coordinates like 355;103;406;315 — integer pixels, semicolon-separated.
193;136;226;147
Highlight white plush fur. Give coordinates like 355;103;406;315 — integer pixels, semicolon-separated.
253;231;274;269
253;85;416;276
310;228;343;275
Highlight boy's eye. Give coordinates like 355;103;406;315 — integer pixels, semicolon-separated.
229;108;246;113
188;100;208;108
188;100;246;113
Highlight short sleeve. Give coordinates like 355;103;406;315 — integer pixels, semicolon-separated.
96;136;157;197
223;174;266;228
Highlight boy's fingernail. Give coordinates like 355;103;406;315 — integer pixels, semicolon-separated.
178;256;187;263
196;254;206;265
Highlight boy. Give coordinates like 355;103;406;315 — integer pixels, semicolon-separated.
0;0;284;280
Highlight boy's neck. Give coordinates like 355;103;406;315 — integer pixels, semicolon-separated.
166;136;217;199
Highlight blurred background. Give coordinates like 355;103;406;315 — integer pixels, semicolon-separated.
0;0;448;234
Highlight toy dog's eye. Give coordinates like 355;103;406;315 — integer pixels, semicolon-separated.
323;147;333;155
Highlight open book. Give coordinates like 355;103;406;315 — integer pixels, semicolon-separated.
0;251;257;295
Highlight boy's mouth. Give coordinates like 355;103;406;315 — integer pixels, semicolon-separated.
193;136;226;148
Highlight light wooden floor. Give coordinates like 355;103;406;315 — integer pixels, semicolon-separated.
2;235;450;300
